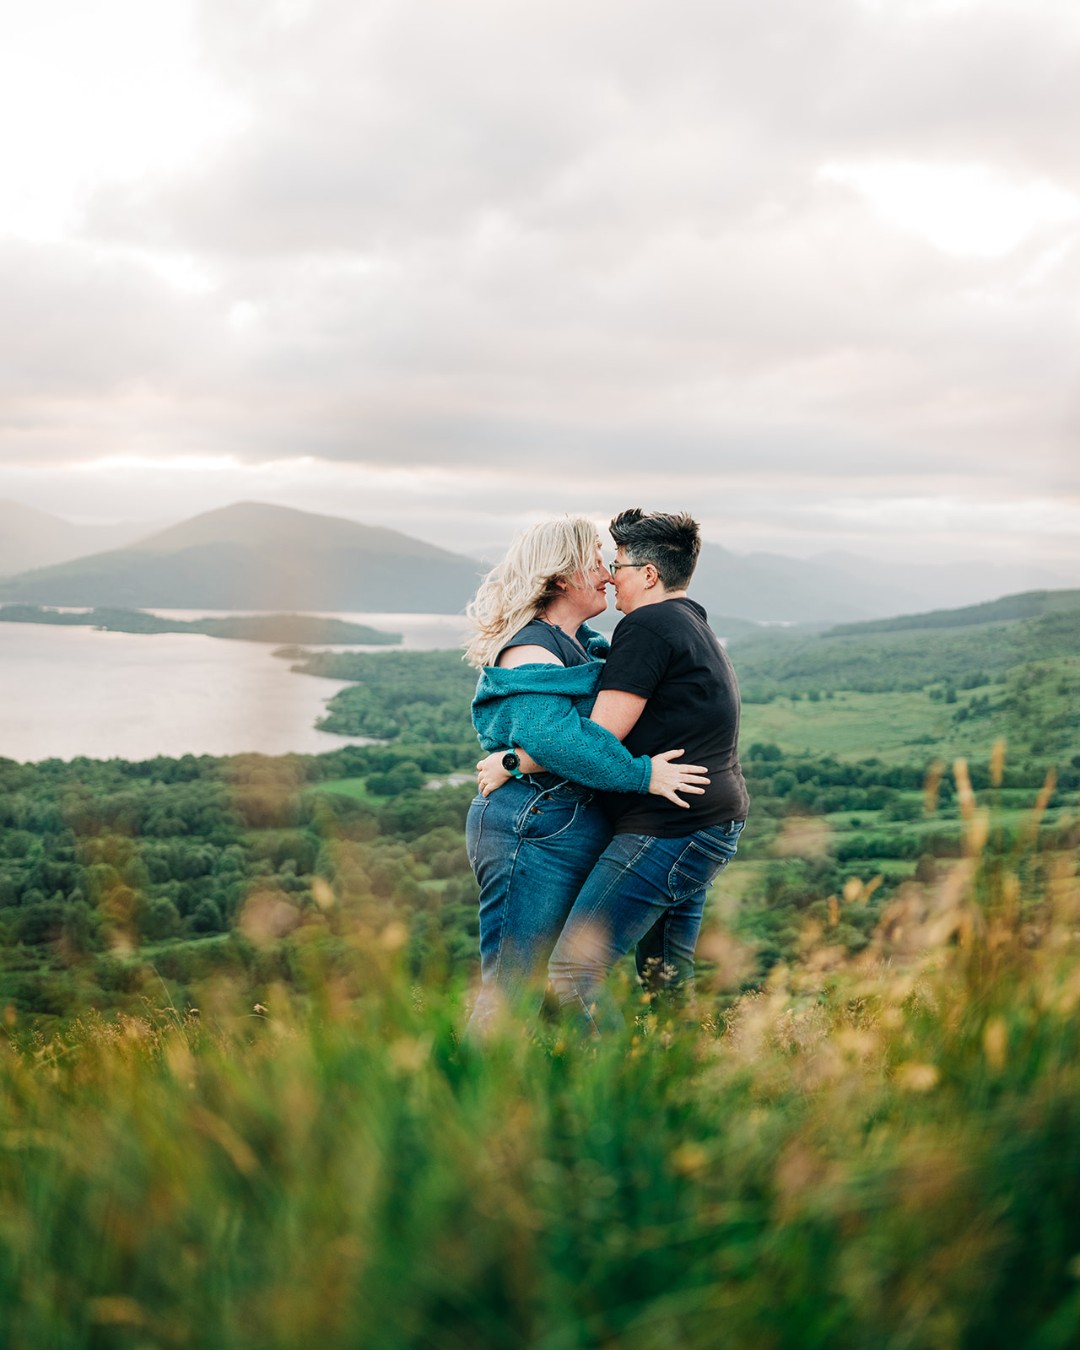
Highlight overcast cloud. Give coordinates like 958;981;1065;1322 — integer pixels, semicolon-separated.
0;0;1077;572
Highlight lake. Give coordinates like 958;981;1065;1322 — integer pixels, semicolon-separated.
0;612;472;764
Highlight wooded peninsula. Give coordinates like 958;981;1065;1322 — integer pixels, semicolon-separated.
0;603;401;645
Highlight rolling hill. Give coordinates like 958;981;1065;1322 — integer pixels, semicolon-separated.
0;502;485;613
0;500;155;577
727;588;1080;698
824;589;1080;635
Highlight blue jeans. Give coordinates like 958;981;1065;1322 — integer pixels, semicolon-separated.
548;819;745;1036
464;777;613;1034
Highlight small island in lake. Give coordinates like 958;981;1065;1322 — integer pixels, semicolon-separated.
0;605;402;646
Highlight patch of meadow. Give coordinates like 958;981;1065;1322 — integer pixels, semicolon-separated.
1;762;1078;1348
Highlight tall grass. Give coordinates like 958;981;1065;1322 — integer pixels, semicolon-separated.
1;763;1078;1349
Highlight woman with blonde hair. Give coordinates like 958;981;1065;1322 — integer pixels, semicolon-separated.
464;515;706;1032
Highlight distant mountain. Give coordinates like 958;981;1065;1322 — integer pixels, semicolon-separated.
0;500;155;577
468;538;896;624
809;550;1071;615
0;502;483;613
688;545;853;624
472;535;1070;625
683;545;1074;625
3;498;1073;623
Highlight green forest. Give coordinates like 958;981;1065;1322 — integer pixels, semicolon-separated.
2;586;1077;1033
0;589;1077;1346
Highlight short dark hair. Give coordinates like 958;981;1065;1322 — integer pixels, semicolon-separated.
609;509;701;591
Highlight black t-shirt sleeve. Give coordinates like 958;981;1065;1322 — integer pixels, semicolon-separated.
598;615;671;699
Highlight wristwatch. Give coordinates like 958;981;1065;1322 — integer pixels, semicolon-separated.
501;750;525;779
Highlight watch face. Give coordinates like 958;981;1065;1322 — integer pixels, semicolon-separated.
501;752;520;772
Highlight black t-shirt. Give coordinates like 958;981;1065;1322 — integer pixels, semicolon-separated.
598;597;749;836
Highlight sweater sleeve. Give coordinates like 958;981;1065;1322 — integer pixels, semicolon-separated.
472;668;651;794
506;692;651;793
576;622;611;659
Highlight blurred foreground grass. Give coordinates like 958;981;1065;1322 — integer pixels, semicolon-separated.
1;764;1078;1350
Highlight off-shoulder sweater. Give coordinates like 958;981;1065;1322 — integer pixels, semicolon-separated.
470;638;653;795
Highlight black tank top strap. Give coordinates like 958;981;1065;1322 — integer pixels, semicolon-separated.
499;619;593;667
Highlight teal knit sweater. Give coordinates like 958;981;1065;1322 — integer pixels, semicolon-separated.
470;652;653;795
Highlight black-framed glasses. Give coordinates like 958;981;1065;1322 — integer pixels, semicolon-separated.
609;560;649;574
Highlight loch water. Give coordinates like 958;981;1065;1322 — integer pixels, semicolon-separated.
0;612;471;763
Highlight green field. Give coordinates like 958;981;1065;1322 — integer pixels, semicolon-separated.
740;673;1079;765
741;687;955;761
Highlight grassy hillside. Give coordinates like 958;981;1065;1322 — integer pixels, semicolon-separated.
727;590;1080;704
2;802;1079;1347
738;657;1080;765
1;568;1077;1345
825;587;1080;635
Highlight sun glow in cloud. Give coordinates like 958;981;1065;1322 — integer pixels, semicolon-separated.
0;2;1077;578
790;493;1080;566
0;0;246;243
818;161;1080;257
124;249;218;296
15;455;501;544
83;454;245;475
817;494;1080;532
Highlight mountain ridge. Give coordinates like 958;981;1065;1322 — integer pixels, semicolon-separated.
1;499;1075;622
0;502;484;614
0;499;157;577
129;501;462;559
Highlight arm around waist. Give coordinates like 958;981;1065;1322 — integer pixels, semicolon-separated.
472;664;651;794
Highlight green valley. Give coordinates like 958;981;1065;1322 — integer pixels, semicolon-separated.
0;586;1077;1347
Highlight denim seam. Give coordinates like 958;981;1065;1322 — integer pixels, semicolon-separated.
486;833;525;989
565;860;623;933
467;796;488;870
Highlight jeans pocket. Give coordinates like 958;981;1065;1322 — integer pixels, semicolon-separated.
668;824;742;900
519;796;582;843
690;821;744;864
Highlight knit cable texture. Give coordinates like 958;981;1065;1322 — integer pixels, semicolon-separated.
471;660;651;795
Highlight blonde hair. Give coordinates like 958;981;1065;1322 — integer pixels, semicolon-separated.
464;516;600;668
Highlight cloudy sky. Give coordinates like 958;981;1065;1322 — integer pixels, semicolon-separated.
1;0;1078;576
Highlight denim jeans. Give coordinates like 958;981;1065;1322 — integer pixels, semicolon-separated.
464;776;613;1034
548;819;745;1036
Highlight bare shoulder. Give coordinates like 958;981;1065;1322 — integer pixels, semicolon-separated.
497;645;563;669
